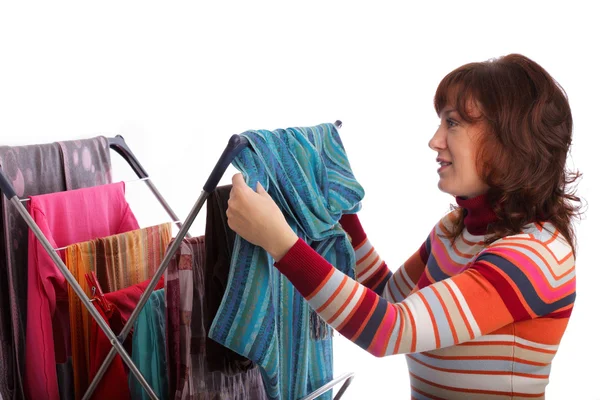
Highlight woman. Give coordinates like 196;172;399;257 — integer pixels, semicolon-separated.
226;54;581;398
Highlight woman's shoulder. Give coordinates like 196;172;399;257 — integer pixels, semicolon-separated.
484;221;575;270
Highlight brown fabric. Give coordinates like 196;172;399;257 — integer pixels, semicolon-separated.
204;185;255;374
165;235;267;400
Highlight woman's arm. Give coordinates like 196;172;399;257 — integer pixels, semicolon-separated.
274;236;575;357
340;213;429;301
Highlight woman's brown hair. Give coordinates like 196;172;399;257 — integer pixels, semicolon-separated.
434;54;582;254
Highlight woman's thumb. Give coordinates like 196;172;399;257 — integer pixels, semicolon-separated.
256;181;268;195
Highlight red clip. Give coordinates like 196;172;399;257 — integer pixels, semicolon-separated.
85;271;112;312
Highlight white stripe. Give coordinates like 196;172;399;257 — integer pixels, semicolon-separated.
468;334;559;351
403;293;437;352
357;253;382;282
384;307;402;356
446;280;481;337
354;239;372;260
400;267;416;289
383;283;395;303
407;356;514;391
512;374;550;394
328;281;366;329
389;271;406;301
308;268;346;310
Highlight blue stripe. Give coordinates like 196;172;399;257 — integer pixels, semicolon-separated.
477;253;575;316
356;296;388;350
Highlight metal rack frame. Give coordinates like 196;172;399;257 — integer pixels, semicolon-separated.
0;120;353;399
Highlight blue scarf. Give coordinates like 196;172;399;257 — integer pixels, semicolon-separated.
209;123;364;400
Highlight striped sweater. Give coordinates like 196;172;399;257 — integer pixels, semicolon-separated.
274;195;576;399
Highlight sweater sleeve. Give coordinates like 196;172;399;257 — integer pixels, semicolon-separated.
340;213;429;300
274;235;576;357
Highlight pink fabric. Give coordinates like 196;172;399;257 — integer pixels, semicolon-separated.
24;182;139;400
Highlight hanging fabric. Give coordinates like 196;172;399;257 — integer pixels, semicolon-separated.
130;288;168;400
165;236;267;400
0;136;111;400
204;185;255;374
208;123;364;400
65;223;172;399
24;182;139;400
88;276;165;400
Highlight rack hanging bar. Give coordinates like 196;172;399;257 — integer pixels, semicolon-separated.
299;372;355;400
83;133;250;399
0;172;160;400
108;135;191;237
18;177;152;203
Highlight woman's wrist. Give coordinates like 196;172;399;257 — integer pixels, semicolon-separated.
266;228;299;262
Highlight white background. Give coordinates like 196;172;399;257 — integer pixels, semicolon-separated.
1;1;598;399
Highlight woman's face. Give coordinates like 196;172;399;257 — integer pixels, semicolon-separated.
429;105;489;198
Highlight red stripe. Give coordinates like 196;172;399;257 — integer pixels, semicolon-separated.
362;264;389;290
419;241;430;264
547;308;572;318
471;263;529;322
339;287;379;339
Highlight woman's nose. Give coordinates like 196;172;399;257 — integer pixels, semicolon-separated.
428;127;447;151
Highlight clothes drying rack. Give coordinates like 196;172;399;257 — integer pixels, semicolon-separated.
0;121;354;400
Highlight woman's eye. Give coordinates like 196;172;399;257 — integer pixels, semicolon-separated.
446;118;458;128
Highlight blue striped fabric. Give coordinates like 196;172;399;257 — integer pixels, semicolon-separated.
208;123;364;400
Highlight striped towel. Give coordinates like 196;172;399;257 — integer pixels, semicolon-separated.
208;123;364;400
65;223;172;399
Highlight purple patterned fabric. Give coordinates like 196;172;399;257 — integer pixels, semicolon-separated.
165;236;267;400
0;136;111;400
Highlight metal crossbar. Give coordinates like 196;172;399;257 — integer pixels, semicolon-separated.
0;120;354;399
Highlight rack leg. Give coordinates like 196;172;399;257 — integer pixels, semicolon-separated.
10;197;159;400
82;190;209;399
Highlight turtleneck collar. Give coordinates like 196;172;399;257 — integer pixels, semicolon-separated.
455;193;497;236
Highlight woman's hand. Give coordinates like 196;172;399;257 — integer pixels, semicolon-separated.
226;173;299;261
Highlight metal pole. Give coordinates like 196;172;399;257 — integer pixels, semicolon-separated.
144;178;191;238
9;197;159;400
83;190;209;399
299;372;355;400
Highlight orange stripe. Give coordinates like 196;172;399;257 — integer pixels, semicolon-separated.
500;235;574;266
306;268;336;301
380;307;398;356
397;269;413;297
417;292;440;348
355;237;368;250
356;246;375;265
391;271;406;301
409;373;545;397
357;254;381;279
407;354;549;378
337;289;368;331
420;351;550;366
393;303;406;354
458;340;557;355
350;297;380;342
407;301;418;352
430;235;467;276
431;285;458;344
368;269;389;292
490;241;574;280
441;280;474;339
410;386;446;400
316;275;348;313
367;306;397;356
325;281;360;324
